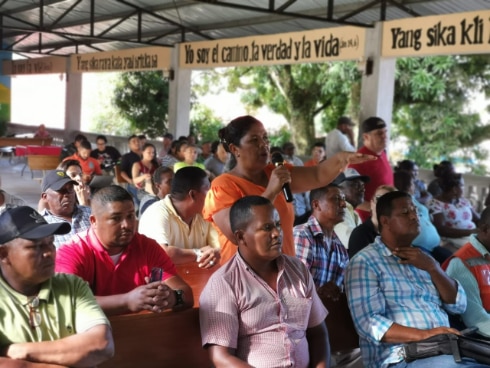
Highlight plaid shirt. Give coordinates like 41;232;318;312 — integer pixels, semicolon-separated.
345;237;467;368
294;215;349;288
42;205;91;249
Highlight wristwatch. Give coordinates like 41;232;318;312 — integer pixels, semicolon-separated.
174;289;184;307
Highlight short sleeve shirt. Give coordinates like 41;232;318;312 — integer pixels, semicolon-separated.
0;273;109;345
200;253;327;368
56;229;177;295
139;195;219;249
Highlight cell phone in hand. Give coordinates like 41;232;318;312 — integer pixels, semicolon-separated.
149;267;163;282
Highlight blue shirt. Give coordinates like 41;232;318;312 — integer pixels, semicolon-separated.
345;237;467;368
412;196;441;252
294;215;348;288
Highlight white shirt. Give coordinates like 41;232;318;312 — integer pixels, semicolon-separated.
325;129;355;158
138;195;219;249
334;202;360;249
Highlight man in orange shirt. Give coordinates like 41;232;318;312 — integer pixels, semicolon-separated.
64;140;102;184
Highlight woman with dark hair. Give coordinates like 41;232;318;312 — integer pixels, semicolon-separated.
394;159;430;204
58;159;91;207
203;115;374;265
427;160;455;197
131;143;160;190
427;172;479;250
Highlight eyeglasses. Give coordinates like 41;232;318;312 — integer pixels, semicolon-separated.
28;297;41;329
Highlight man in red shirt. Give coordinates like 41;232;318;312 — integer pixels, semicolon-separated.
56;185;193;316
349;117;393;222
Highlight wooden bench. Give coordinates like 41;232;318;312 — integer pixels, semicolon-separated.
26;154;60;179
321;293;359;352
0;137;53;147
99;262;216;367
100;308;210;368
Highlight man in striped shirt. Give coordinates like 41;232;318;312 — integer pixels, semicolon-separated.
200;196;329;368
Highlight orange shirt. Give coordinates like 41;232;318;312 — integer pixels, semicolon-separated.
203;164;295;265
63;154;102;176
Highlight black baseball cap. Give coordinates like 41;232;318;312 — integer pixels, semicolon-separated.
0;206;71;244
41;170;78;193
361;117;386;134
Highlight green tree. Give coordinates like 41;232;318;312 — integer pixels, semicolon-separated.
197;55;490;170
393;55;490;171
189;104;224;143
112;71;170;138
204;63;361;154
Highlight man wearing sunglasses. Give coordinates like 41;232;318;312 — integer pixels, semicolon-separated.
0;206;114;367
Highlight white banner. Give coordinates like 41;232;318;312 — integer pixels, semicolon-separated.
70;46;172;73
179;26;366;68
2;56;67;75
382;10;490;57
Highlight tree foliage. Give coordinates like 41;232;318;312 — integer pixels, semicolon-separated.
215;62;361;154
197;55;490;170
189;104;224;143
392;55;490;171
112;71;170;138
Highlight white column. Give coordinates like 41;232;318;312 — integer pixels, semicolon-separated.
168;46;192;138
359;22;396;131
64;59;82;138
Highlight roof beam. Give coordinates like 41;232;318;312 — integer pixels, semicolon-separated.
191;0;372;27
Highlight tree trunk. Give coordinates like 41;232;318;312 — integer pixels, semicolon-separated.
289;109;315;155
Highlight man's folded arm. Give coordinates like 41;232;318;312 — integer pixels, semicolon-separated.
4;324;113;368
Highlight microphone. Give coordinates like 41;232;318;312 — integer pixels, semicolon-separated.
271;152;293;203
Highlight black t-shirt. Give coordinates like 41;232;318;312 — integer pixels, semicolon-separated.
348;217;378;259
120;151;141;178
91;146;121;169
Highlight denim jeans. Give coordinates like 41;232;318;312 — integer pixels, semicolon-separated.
389;355;490;367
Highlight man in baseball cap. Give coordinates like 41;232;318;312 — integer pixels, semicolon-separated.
348;116;393;222
40;169;91;248
333;168;371;248
0;206;114;366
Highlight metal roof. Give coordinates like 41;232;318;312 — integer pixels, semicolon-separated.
1;0;489;58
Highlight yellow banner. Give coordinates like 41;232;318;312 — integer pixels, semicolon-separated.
382;10;490;57
2;56;67;75
179;26;366;68
70;46;172;73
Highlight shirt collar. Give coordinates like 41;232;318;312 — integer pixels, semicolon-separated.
0;273;52;306
306;215;324;237
469;234;490;257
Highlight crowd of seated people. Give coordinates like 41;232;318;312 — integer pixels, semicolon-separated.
3;115;490;367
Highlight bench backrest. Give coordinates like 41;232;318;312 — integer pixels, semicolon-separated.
100;308;210;368
98;262;216;367
27;155;60;171
321;292;359;352
176;261;216;307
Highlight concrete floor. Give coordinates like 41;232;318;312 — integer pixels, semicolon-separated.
0;155;43;209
